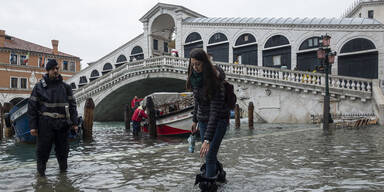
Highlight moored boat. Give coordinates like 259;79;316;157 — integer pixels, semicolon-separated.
141;92;194;136
6;98;82;143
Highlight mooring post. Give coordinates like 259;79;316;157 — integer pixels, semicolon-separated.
124;104;131;130
248;102;254;129
3;102;14;138
235;104;240;129
0;103;3;140
146;96;157;138
83;98;95;141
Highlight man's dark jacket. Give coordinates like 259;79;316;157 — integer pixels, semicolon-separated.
28;74;78;130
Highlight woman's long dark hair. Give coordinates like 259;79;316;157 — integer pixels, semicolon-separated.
186;48;220;99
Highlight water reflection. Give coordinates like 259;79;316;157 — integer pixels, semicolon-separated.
33;173;80;192
1;121;384;191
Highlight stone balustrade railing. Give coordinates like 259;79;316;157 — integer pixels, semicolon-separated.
74;56;373;103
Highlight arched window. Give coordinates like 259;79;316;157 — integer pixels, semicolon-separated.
264;35;289;48
90;70;100;77
103;63;113;71
70;83;77;90
299;37;320;50
130;46;144;61
116;55;127;68
79;76;88;87
208;33;228;44
89;70;100;82
116;55;127;63
185;32;202;44
297;37;321;71
263;35;291;69
131;46;143;55
338;38;378;79
184;32;203;58
340;38;376;53
233;33;257;65
102;63;113;75
207;33;229;62
235;33;256;46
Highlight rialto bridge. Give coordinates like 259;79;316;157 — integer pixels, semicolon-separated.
66;3;384;123
72;56;384;123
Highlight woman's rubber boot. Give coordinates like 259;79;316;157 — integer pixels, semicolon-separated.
195;174;218;192
199;161;226;183
216;161;227;183
195;163;219;192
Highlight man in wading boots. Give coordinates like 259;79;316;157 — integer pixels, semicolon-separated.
28;59;78;177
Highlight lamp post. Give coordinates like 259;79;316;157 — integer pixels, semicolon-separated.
317;34;336;132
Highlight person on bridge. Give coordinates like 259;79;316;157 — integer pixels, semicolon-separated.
28;59;79;177
131;105;148;136
186;48;229;191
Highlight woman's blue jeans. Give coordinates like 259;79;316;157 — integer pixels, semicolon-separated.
199;119;227;177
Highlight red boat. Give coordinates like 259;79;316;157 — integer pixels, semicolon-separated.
141;92;194;136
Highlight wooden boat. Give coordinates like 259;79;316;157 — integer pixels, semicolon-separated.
6;98;82;143
141;92;194;135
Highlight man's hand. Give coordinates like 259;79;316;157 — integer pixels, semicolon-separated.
191;122;198;133
72;125;78;132
30;129;38;136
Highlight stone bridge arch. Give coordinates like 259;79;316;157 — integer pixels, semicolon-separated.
94;76;186;121
74;60;189;121
73;56;376;123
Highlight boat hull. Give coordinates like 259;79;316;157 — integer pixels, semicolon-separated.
9;98;82;143
142;109;193;136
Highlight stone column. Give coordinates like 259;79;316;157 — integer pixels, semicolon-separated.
142;21;150;59
175;13;183;57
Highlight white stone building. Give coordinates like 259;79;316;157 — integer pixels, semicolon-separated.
343;0;384;23
68;2;384;89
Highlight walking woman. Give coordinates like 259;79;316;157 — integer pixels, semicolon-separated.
186;48;228;191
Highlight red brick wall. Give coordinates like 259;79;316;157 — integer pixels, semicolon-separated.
0;52;9;64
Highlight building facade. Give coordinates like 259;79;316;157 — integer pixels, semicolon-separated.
343;0;384;23
0;30;81;104
67;3;384;89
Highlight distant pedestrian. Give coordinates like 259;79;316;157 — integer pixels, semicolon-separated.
234;56;239;64
186;48;228;191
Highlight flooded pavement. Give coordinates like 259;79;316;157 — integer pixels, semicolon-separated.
1;120;384;191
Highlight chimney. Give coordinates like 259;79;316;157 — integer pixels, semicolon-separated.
51;39;59;55
0;30;5;47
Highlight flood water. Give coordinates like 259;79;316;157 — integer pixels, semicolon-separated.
1;120;384;192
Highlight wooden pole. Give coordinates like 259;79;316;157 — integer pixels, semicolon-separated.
124;104;131;130
83;98;95;141
0;103;3;140
146;96;157;138
235;104;240;129
248;102;254;129
3;102;14;138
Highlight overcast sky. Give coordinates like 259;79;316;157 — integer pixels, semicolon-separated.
1;0;355;68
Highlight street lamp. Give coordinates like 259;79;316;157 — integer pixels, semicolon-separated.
318;34;336;132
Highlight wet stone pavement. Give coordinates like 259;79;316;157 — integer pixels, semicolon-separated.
1;120;384;191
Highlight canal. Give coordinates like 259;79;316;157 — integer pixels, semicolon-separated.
0;120;383;191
